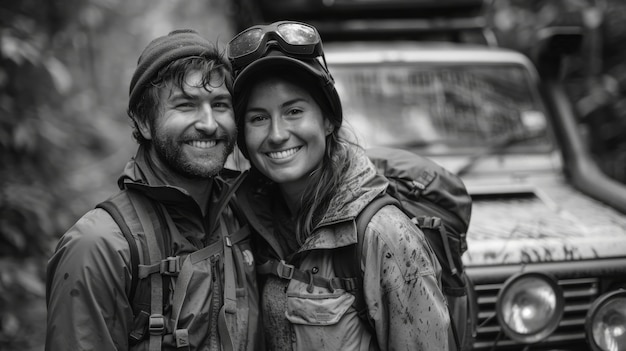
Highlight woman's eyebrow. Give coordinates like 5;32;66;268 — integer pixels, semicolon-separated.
281;98;308;108
246;97;307;111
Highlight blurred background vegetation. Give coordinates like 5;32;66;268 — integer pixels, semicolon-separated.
1;0;625;349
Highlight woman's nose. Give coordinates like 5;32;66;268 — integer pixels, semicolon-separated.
268;118;289;144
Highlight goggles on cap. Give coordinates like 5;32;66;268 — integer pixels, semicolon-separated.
228;21;329;75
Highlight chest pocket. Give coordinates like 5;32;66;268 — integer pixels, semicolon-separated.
285;281;355;326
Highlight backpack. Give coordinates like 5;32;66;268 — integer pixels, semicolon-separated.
337;147;475;351
96;189;248;351
257;147;475;350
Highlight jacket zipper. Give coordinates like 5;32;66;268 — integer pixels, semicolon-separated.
208;254;221;350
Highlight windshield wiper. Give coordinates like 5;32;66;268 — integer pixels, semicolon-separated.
453;130;544;177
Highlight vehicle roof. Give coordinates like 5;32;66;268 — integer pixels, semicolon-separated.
324;41;537;73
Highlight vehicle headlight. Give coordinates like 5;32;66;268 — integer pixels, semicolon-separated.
586;289;626;351
496;272;564;344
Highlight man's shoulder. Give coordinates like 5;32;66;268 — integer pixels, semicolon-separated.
57;207;128;251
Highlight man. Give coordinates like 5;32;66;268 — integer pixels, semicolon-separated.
46;30;260;350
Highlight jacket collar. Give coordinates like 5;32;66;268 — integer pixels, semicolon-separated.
300;148;387;251
117;144;245;233
317;148;388;227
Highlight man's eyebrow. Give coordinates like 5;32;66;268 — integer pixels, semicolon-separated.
168;91;192;100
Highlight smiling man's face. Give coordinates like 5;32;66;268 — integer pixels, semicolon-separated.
140;69;236;179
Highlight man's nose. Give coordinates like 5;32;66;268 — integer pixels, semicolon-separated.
195;104;218;134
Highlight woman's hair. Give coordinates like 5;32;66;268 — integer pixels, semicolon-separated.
299;128;354;244
235;68;354;244
128;53;233;145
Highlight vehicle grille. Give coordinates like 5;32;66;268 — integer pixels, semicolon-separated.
472;277;599;350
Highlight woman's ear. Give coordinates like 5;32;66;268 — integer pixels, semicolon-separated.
324;119;334;136
135;118;153;141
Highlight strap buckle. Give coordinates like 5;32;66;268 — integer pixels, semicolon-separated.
148;314;166;335
174;329;189;348
160;256;181;276
276;260;295;280
417;216;441;229
341;277;359;292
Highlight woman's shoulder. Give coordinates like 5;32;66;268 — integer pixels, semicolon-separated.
363;204;437;278
366;204;424;242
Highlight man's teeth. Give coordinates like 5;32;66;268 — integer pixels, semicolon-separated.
189;140;216;148
267;147;299;159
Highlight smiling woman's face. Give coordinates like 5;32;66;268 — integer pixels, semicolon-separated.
243;76;332;194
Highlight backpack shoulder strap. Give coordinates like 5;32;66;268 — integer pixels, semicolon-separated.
331;194;400;329
96;190;171;349
346;194;401;278
346;193;401;289
96;192;142;301
355;194;401;249
126;191;170;351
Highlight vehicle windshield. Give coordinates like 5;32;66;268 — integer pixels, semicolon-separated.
330;62;554;155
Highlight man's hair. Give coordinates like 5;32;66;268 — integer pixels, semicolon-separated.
127;54;233;145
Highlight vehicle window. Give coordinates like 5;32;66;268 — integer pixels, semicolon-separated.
331;63;553;155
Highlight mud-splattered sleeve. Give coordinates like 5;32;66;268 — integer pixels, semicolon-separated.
46;209;133;351
361;205;450;350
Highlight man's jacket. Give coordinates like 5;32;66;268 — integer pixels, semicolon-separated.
237;148;449;350
46;146;260;350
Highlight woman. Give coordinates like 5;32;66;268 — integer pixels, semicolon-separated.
228;21;450;350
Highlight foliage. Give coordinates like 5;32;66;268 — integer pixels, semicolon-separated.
490;0;626;183
0;0;113;348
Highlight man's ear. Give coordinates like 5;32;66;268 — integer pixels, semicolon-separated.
135;118;153;141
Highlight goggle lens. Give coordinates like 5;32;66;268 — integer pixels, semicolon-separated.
229;28;264;59
276;23;318;45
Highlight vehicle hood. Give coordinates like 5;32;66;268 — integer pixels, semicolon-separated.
461;173;626;266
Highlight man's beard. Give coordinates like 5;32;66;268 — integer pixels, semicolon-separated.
152;132;236;179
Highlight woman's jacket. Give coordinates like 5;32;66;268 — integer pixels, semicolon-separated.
46;145;261;351
237;148;450;351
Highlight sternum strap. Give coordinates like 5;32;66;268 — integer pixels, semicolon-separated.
257;259;359;293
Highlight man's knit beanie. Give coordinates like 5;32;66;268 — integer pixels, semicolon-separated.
128;29;213;109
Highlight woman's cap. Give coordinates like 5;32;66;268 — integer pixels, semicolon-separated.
233;49;342;124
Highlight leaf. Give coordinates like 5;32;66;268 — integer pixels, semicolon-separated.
44;57;72;94
0;312;20;337
0;33;40;65
0;225;26;251
15;268;45;297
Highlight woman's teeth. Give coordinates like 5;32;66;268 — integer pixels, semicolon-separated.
267;147;299;159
